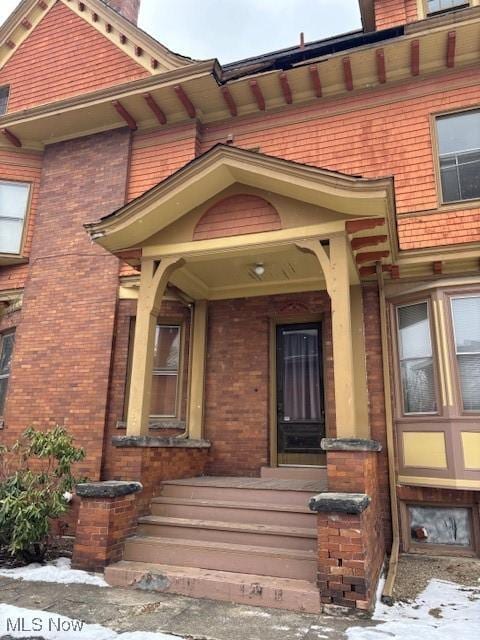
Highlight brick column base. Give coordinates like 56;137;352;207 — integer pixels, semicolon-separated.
310;438;385;611
72;481;142;572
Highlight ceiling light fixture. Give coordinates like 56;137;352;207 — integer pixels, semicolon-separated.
254;263;265;277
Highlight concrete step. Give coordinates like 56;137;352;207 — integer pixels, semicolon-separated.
260;466;327;481
150;496;317;528
123;536;317;581
105;560;321;614
160;477;320;507
137;515;317;551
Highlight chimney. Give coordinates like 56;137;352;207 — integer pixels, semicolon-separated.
103;0;141;24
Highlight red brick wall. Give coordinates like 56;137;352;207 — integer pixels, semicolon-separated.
0;2;148;113
204;291;335;476
193;194;282;241
3;129;132;480
72;492;138;571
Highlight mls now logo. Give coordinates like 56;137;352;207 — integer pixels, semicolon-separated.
6;617;85;633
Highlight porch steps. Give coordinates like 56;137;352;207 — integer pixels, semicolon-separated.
106;475;326;611
105;561;322;613
150;496;316;527
137;515;317;550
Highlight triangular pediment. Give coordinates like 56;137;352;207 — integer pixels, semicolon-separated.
86;144;397;255
0;0;194;113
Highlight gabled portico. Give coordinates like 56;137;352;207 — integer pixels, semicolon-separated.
86;144;397;450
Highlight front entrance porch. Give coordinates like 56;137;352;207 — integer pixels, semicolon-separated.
80;144;397;611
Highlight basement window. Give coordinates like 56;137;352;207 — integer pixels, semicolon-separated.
427;0;469;14
436;109;480;203
0;86;9;116
0;180;31;255
0;330;15;421
408;505;473;549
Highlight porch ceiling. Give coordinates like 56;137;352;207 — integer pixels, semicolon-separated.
169;243;329;300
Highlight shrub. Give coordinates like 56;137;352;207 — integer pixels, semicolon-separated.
0;426;85;563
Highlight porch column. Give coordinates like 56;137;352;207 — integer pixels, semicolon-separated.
296;235;368;438
187;299;208;439
126;257;184;437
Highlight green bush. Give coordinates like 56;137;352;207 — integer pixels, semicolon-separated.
0;426;85;563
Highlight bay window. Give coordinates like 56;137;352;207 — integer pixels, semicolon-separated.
451;296;480;411
0;180;31;255
0;331;15;420
397;302;437;414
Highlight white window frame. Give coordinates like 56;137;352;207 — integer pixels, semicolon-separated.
0;179;31;257
450;294;480;414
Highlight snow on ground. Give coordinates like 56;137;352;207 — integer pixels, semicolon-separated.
346;578;480;640
0;557;108;587
0;603;182;640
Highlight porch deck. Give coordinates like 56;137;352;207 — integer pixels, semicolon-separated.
163;476;327;493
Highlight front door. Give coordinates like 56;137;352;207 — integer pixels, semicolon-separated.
276;323;325;466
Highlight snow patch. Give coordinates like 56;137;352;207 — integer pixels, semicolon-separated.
0;557;108;587
0;603;182;640
346;579;480;640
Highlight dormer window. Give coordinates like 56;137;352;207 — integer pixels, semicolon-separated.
426;0;469;15
0;86;9;116
0;180;31;255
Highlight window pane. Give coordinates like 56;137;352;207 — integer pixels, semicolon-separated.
457;355;480;411
401;358;437;413
0;377;8;416
0;333;14;375
457;151;480;200
398;303;432;359
0;218;24;254
427;0;468;13
0;181;30;219
451;297;480;353
440;164;461;203
282;328;322;421
151;374;178;416
153;326;180;371
0;87;8;116
437;110;480;156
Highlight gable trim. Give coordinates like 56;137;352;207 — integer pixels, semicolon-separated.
0;0;194;76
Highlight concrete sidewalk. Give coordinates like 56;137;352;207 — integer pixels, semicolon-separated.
0;574;371;640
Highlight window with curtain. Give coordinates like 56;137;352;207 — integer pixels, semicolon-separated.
436;110;480;203
397;302;437;414
0;181;31;255
150;325;181;418
427;0;469;14
0;331;15;418
282;327;322;421
451;296;480;411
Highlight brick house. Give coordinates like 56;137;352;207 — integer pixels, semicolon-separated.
0;0;479;613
